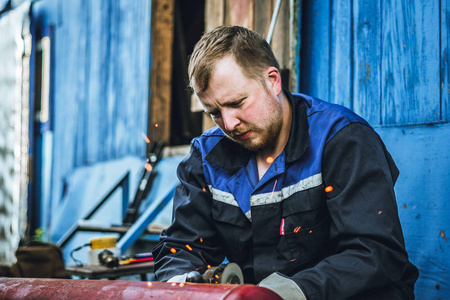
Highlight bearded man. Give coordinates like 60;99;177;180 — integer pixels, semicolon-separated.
152;25;418;300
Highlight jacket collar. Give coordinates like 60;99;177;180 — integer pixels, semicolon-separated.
205;88;310;171
283;88;310;163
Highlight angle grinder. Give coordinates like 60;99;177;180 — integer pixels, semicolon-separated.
186;262;244;284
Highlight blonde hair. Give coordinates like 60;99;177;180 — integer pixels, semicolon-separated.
188;25;280;95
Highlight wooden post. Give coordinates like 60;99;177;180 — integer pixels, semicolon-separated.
150;0;175;144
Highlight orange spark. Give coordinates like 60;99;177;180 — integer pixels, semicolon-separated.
202;187;206;192
294;226;301;233
325;186;333;193
147;282;152;287
199;237;203;242
266;156;274;164
378;211;383;215
170;248;177;253
215;275;220;279
171;282;176;286
186;244;193;251
207;265;211;269
179;283;185;287
141;132;150;144
145;163;153;172
155;123;159;128
309;230;313;234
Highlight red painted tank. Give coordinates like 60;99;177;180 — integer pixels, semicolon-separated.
0;277;283;300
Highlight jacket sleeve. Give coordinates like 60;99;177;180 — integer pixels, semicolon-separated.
152;141;225;281
290;123;411;299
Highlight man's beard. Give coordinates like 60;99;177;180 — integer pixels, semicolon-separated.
226;109;283;153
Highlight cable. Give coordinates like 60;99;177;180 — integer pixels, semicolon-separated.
69;243;91;266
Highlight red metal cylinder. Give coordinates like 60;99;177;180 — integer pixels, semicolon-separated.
0;277;283;300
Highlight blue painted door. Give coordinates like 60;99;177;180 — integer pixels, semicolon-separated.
298;0;449;298
30;0;152;240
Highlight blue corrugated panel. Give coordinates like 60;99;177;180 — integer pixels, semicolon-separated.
298;0;450;298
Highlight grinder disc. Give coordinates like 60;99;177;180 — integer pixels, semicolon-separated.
220;263;244;284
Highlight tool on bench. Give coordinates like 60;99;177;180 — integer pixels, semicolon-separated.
186;263;244;284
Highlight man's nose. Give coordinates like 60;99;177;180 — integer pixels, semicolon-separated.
222;109;240;132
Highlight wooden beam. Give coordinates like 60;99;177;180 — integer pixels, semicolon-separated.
202;0;226;131
150;0;174;144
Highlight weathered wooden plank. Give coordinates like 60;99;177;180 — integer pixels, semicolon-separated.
52;0;87;182
271;0;290;69
150;0;174;144
203;0;225;131
226;0;253;29
299;0;331;101
85;0;108;163
352;0;381;126
253;0;272;38
376;123;450;299
329;0;351;109
114;0;150;157
381;0;440;125
442;0;450;122
205;0;225;31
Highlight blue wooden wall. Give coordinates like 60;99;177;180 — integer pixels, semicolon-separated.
299;0;449;298
30;0;152;237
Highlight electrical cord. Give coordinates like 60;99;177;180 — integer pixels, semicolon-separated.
69;243;91;266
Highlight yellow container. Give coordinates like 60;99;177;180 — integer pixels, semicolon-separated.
89;236;117;249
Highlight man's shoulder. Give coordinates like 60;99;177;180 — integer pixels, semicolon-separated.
293;93;369;130
191;126;225;155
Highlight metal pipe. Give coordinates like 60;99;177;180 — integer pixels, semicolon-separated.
0;277;282;300
266;0;283;44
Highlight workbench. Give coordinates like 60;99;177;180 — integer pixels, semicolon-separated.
65;261;154;280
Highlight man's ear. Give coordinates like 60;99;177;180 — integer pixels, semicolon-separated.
266;67;282;95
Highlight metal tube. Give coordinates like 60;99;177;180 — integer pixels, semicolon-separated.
266;0;283;44
0;277;283;300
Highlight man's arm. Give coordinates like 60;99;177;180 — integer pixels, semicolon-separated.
264;123;412;299
152;142;225;281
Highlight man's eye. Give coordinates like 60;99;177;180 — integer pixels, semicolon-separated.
209;111;221;118
232;99;245;107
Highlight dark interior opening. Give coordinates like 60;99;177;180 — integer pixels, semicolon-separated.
170;0;205;146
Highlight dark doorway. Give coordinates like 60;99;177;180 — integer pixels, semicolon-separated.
170;0;205;145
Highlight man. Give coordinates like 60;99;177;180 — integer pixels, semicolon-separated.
152;25;418;299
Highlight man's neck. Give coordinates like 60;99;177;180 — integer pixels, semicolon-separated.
256;92;292;180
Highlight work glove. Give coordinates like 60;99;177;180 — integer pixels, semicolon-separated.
258;272;307;300
168;271;203;283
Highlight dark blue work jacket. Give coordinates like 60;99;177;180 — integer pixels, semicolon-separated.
153;91;418;299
